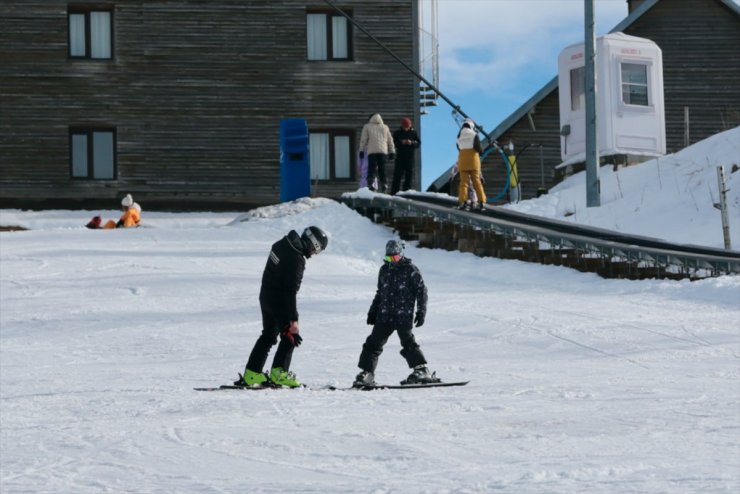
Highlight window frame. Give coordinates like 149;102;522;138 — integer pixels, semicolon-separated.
620;61;651;108
309;129;355;181
569;66;585;112
306;9;353;61
67;5;114;60
69;127;118;180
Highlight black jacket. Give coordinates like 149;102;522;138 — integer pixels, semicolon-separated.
368;257;427;329
392;128;421;162
260;230;306;325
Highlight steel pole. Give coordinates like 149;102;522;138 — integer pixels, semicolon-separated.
585;0;600;207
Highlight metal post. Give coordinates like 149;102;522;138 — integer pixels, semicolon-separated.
539;144;545;188
683;107;690;147
717;166;732;250
585;0;600;207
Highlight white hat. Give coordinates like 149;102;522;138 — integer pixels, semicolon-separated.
121;194;133;207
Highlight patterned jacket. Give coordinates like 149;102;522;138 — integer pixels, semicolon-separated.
368;257;427;329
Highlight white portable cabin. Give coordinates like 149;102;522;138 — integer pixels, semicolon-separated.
557;33;666;164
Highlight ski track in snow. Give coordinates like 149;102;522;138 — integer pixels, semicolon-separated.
1;200;739;493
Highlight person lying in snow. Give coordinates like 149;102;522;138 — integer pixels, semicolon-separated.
86;194;142;229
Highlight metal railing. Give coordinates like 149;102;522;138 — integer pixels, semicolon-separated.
340;193;740;279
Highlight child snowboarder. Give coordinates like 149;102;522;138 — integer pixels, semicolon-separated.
354;240;438;387
236;226;329;388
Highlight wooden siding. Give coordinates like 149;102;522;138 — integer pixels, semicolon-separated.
479;0;740;202
628;0;740;152
0;0;418;209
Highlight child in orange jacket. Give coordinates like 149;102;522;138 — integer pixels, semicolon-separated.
87;194;141;229
102;194;141;228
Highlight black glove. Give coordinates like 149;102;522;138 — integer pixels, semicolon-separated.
414;312;425;327
388;153;396;161
359;151;365;159
281;328;302;347
367;312;376;325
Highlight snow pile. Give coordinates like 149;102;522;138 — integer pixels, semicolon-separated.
508;126;740;248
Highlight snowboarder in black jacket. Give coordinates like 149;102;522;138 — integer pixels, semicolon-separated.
354;240;438;387
237;226;328;388
391;118;420;195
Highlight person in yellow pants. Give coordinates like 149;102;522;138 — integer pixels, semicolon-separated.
456;119;486;211
508;155;521;204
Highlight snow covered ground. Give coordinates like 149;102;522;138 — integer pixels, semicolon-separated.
506;126;740;249
1;129;739;493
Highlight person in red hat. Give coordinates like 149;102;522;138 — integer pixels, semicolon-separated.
391;117;420;195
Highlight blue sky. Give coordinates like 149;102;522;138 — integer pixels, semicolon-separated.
418;0;632;189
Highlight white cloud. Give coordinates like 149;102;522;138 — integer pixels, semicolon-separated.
433;0;628;94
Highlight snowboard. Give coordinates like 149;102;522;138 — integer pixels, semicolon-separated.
194;384;304;391
194;381;469;391
327;381;469;391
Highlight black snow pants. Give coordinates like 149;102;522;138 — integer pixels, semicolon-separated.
246;303;295;373
357;322;426;373
390;158;413;195
366;153;387;191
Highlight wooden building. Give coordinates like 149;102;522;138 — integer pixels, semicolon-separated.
429;0;740;202
0;1;423;209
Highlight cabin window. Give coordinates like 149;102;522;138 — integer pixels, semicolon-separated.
68;7;113;59
70;128;116;179
570;66;585;111
309;130;354;180
621;63;649;106
306;11;352;61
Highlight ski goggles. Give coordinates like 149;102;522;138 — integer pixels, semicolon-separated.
384;254;402;263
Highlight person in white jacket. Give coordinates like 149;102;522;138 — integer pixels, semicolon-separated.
359;114;396;192
456;118;486;210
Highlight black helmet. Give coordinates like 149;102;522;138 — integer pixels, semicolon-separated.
385;239;404;257
301;226;328;257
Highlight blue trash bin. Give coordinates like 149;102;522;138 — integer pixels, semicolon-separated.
279;119;310;202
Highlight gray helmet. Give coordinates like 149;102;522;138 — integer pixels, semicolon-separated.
385;239;404;257
301;226;328;257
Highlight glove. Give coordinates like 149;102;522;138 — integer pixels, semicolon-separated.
367;312;376;325
282;321;302;347
359;151;365;159
414;312;425;327
388;153;396;161
282;329;302;347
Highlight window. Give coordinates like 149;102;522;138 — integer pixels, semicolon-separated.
570;66;585;111
70;128;116;179
621;62;649;106
68;7;113;59
309;130;354;180
306;11;351;61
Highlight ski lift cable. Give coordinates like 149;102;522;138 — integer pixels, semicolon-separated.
322;0;513;201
